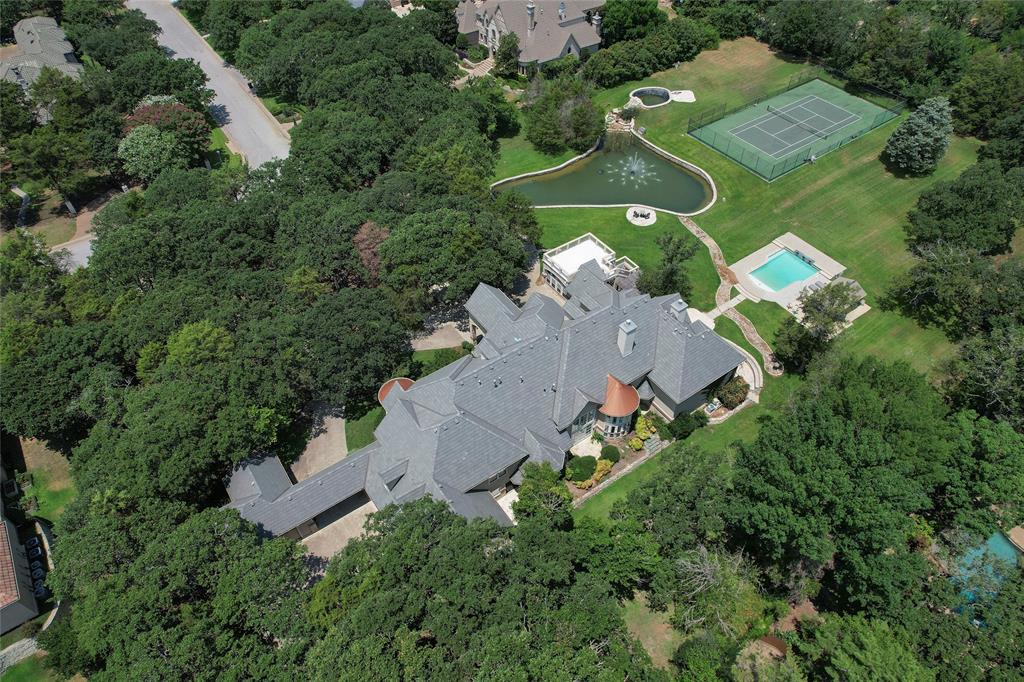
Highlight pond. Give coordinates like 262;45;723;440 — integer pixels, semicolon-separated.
497;138;712;215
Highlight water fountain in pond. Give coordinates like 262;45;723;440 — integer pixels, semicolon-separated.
494;136;711;214
605;151;662;189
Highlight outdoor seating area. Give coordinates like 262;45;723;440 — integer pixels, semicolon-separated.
628;207;656;226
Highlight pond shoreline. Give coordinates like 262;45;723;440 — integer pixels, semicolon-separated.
491;130;718;217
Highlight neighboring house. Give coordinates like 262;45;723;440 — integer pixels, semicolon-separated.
0;16;83;90
456;0;605;73
0;510;38;635
226;261;743;540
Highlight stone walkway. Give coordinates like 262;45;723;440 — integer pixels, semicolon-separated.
0;638;38;672
678;216;783;377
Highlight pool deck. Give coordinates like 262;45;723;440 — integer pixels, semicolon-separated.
1009;526;1024;554
731;232;846;307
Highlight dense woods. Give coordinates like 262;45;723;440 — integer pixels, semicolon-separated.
1;0;1022;679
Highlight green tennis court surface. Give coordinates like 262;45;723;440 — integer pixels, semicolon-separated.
690;79;900;181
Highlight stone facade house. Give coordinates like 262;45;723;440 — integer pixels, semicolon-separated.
456;0;605;73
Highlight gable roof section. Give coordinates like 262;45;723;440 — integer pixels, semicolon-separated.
226;448;372;536
649;302;745;402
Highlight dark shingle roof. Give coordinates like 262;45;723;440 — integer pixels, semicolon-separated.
227;265;741;535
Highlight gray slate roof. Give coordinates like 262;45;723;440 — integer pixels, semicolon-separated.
226;262;741;535
1;17;83;88
458;0;604;64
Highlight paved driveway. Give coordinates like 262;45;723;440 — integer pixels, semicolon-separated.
53;235;94;271
126;0;291;168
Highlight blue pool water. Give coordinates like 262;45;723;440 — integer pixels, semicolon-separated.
749;249;819;291
956;531;1022;604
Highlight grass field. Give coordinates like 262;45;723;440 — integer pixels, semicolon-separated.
622;594;682;671
345;406;383;451
1;654;58;682
668;127;978;377
207;128;244;169
19;438;75;524
1;193;76;248
495;122;575;181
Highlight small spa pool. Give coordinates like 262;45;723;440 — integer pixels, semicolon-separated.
749;249;819;291
632;87;671;107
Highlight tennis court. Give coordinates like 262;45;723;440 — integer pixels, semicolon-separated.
689;79;901;181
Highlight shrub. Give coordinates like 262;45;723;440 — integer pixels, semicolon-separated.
635;414;653;440
600;445;621;463
716;376;749;410
628;436;644;451
667;413;699;440
566;455;597;482
577;458;614;489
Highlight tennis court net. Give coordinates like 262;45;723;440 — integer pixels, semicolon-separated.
767;105;829;139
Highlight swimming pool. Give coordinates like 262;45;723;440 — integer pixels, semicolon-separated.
749;249;819;291
956;531;1023;603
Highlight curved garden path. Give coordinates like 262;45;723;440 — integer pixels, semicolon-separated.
678;216;784;377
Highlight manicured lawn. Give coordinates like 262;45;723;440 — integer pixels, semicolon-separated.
613;38;979;378
575;374;800;522
494;117;575;181
622;594;682;671
668;125;978;377
207;128;244;169
259;96;307;123
2;654;58;682
410;346;468;368
535;208;719;311
713;315;763;368
345;406;383;451
593;37;810;121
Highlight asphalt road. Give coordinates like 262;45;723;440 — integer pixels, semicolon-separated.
126;0;291;168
